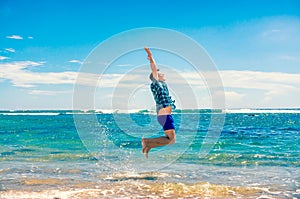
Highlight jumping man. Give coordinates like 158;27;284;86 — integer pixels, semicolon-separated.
142;47;176;158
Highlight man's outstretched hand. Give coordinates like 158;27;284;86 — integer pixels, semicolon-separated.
144;47;152;60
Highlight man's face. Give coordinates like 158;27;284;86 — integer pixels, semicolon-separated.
158;72;165;81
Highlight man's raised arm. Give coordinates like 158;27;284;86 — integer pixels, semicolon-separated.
144;47;158;80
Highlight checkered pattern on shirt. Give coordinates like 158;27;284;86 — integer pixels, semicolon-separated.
150;80;175;111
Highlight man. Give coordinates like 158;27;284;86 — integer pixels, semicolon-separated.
142;47;176;158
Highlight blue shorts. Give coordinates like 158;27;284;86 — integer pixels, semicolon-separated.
157;115;175;131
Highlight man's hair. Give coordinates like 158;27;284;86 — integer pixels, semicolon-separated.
149;69;159;81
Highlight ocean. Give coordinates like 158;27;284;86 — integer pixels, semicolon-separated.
0;109;299;198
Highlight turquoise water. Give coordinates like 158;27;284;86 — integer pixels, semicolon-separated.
0;110;299;198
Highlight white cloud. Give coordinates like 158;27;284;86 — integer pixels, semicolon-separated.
0;61;122;88
116;64;133;67
220;70;300;91
225;91;244;99
4;48;16;53
69;59;82;64
0;56;9;60
28;36;33;39
0;61;77;88
2;62;299;93
6;35;23;40
146;70;300;108
224;91;245;107
262;29;281;37
219;70;300;108
29;89;72;95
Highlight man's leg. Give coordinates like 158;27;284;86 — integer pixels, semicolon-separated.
142;129;176;158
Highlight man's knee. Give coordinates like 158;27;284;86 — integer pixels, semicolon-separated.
165;130;176;144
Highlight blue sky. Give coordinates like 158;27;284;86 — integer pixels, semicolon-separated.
1;0;300;110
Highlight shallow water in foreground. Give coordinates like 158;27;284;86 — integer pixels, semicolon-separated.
0;181;266;199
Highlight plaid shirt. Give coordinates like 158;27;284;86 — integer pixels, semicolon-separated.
150;79;176;113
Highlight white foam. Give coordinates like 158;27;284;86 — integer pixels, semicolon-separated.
94;109;156;114
225;109;300;114
0;113;60;116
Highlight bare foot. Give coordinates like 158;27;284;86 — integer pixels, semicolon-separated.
142;138;150;159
